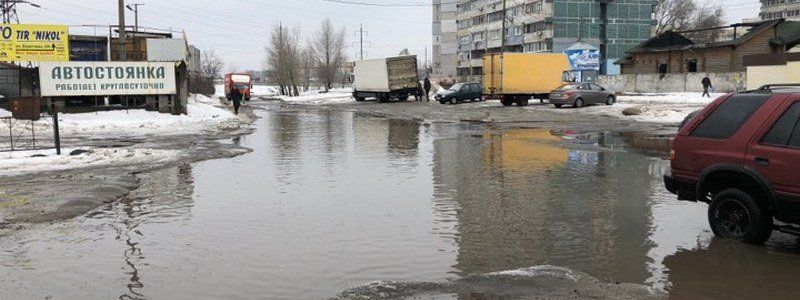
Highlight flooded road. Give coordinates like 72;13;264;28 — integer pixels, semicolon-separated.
2;108;800;299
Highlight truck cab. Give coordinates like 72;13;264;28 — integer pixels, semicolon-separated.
224;73;252;101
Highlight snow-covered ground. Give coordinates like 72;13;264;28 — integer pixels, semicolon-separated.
214;84;280;99
0;148;181;177
569;92;725;124
0;94;243;176
0;108;10;118
272;88;354;105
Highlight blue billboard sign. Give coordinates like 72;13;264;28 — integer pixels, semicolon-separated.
564;49;600;71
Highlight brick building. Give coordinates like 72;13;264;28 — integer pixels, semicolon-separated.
617;19;800;74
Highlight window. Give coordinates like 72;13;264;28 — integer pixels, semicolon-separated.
591;84;604;91
762;102;800;147
691;94;771;139
471;84;482;92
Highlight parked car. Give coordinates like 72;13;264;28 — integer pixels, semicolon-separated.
664;84;800;245
549;83;616;108
436;83;485;105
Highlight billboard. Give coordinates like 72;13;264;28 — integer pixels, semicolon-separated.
39;61;177;97
564;49;600;71
0;24;69;62
147;39;187;62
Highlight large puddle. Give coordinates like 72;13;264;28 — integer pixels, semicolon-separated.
2;108;800;299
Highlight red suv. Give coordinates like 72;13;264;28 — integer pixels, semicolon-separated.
665;85;800;245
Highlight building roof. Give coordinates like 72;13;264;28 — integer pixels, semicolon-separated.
617;19;798;65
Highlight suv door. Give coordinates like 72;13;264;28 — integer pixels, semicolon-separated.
470;84;481;100
746;98;800;221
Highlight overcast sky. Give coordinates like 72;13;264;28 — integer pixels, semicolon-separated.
16;0;760;71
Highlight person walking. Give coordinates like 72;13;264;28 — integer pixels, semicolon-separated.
702;75;713;98
230;86;242;115
423;76;432;102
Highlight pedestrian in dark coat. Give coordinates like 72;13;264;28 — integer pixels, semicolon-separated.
230;86;242;115
702;75;713;98
423;77;432;102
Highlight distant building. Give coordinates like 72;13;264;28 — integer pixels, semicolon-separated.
761;0;800;20
447;0;656;79
432;0;458;78
617;19;800;74
187;45;201;73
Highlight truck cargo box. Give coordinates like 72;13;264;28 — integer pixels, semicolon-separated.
353;55;420;102
483;53;571;105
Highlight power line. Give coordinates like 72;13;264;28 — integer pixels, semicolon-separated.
319;0;457;7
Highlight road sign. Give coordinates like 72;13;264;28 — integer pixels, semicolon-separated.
0;24;69;62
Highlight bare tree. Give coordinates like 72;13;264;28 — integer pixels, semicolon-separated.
299;44;316;91
655;0;725;39
265;24;301;96
312;19;347;91
200;49;224;79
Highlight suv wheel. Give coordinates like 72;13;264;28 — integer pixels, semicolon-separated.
709;189;773;245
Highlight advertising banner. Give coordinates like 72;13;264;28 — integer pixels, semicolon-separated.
0;24;69;62
564;49;600;71
39;61;177;97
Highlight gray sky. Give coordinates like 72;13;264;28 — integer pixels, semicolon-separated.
16;0;760;71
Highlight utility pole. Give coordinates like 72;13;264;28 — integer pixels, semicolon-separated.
599;1;608;75
126;3;144;32
500;0;507;53
118;0;127;61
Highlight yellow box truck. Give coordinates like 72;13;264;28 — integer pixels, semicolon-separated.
483;53;572;106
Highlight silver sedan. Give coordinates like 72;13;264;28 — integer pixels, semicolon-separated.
549;83;616;108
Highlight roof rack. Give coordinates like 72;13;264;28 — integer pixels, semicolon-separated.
757;84;800;91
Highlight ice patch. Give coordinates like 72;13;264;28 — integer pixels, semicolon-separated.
486;265;580;281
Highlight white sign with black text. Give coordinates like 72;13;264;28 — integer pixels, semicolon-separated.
39;61;177;97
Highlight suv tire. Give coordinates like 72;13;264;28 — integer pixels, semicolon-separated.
709;188;773;245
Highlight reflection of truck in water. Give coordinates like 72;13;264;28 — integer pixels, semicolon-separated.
482;128;568;171
224;73;252;101
483;53;573;107
353;55;422;103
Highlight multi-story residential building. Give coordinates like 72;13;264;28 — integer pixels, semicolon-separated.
433;0;459;78
760;0;800;20
447;0;655;78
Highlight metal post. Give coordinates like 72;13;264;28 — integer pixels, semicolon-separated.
53;112;60;155
599;1;608;75
118;0;127;61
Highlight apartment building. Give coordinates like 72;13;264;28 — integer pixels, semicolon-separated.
433;0;459;78
760;0;800;20
448;0;655;78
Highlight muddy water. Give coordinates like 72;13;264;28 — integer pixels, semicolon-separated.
2;109;800;299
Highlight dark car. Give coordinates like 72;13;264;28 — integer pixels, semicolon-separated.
436;83;486;105
549;83;616;108
664;84;800;245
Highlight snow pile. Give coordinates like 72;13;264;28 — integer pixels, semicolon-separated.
53;97;238;137
0;108;10;118
274;88;354;105
0;148;181;177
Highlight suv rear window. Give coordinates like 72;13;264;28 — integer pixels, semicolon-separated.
691;94;770;139
763;102;800;147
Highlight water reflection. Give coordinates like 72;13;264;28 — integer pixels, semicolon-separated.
431;127;657;284
665;237;800;299
109;164;196;300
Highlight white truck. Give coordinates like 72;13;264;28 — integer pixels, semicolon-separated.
353;55;422;102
